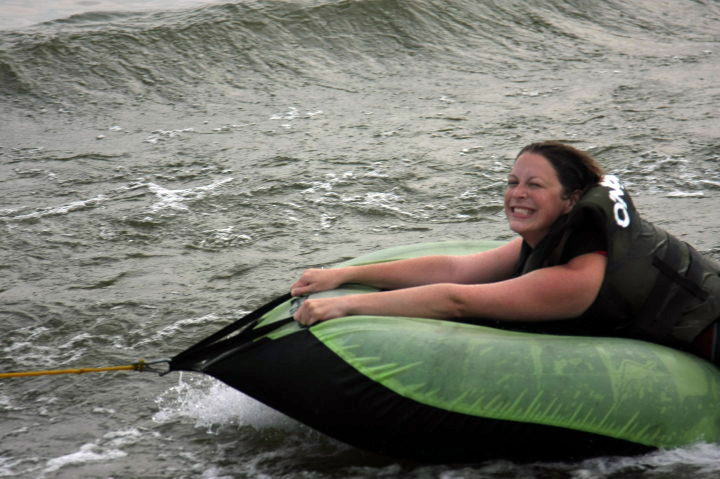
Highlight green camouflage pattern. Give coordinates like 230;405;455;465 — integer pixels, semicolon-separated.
312;315;720;447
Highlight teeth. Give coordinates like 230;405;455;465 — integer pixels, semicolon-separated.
513;207;532;215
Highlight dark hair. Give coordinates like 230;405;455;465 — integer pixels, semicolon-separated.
516;141;604;197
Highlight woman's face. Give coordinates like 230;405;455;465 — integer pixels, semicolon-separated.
504;152;576;247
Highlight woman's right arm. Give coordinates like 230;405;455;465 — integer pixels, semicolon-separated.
290;238;523;296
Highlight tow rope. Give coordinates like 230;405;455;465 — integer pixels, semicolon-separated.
2;292;296;380
0;359;170;379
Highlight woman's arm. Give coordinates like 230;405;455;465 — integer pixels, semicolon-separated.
293;251;606;325
290;238;523;296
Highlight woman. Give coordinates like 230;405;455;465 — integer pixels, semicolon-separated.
291;141;720;362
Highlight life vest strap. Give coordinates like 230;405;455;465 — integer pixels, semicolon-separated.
632;238;710;342
652;255;709;302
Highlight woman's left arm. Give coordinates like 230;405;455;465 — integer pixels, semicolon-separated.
293;253;607;326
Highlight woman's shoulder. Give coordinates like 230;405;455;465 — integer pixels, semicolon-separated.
562;218;607;262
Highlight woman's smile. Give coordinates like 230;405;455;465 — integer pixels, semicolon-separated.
504;152;576;247
509;206;534;217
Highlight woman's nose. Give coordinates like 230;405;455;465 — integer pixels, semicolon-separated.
512;184;528;198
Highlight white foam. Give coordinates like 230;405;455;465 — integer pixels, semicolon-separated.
153;374;299;433
196;226;253;248
1;195;108;222
0;456;22;477
271;107;299;121
143;128;195;144
211;124;250;132
302;171;356;195
2;324;76;369
571;443;720;478
0;394;22;412
0;176;233;224
92;407;117;415
43;443;127;474
341;191;416;217
41;428;145;469
199;466;235;479
666;190;705;198
270;107;322;122
701;180;720;189
135;313;221;347
147;177;234;213
320;214;337;229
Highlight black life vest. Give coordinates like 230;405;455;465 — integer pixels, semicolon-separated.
518;175;720;349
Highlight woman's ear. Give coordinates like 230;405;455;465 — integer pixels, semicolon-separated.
563;189;582;213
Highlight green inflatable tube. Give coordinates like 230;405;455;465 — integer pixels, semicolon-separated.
172;240;720;460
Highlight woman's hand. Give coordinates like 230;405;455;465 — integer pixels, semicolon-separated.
290;267;354;326
290;268;347;296
293;296;350;326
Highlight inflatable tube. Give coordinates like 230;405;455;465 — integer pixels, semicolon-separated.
169;240;720;461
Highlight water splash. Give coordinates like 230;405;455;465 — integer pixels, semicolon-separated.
153;373;301;433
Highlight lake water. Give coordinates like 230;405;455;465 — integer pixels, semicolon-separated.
1;0;719;477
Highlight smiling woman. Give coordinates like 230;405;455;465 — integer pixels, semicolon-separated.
291;141;720;365
505;152;582;247
291;141;607;324
505;142;604;247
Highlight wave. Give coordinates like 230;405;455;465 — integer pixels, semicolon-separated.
0;0;717;107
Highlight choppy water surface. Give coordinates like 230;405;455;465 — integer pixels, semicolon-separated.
1;0;719;477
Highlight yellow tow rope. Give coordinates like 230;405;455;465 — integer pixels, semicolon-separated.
0;359;168;379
